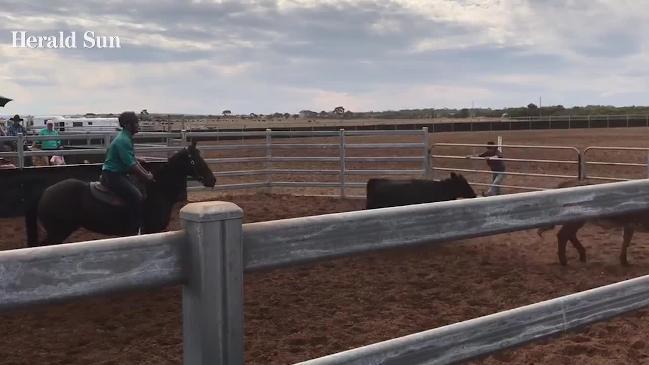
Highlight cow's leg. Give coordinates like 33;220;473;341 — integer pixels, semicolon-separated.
620;226;634;266
557;223;584;265
570;233;587;263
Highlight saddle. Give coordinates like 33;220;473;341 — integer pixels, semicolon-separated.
89;182;126;206
90;175;148;207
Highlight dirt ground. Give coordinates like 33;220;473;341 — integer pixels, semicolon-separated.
3;127;649;364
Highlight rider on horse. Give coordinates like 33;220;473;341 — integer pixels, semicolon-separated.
101;112;155;233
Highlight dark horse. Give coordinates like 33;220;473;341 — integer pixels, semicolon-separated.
26;142;216;246
538;179;648;266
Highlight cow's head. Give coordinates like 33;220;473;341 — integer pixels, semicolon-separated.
449;172;477;199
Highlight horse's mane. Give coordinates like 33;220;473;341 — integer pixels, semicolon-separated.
168;147;189;163
145;148;190;187
150;148;189;172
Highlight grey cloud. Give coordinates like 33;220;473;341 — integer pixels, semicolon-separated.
2;0;649;114
6;76;56;87
2;1;471;62
573;31;641;58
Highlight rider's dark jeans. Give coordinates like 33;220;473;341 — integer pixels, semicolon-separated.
101;171;144;232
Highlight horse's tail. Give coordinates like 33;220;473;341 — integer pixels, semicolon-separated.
537;225;555;238
25;197;40;247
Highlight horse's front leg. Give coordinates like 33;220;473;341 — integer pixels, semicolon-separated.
620;226;635;266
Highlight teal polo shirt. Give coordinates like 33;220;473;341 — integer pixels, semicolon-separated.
102;130;137;173
39;128;61;150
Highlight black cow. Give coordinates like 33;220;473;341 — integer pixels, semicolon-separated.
366;173;476;209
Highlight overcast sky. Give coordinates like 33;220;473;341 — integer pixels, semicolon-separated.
1;0;648;115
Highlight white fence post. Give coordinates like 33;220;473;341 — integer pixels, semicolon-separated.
430;129;436;181
578;151;585;180
180;202;245;365
581;148;590;180
497;135;503;153
16;133;24;168
103;133;111;149
339;129;346;197
422;127;431;178
165;134;174;159
180;129;188;147
646;153;649;179
265;128;272;193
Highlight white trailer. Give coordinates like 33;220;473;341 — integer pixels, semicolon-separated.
27;116;120;133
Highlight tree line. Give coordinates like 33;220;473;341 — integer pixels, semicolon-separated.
328;104;649;119
295;104;649;120
87;104;649;121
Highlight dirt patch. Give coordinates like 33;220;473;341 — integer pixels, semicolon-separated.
3;192;649;364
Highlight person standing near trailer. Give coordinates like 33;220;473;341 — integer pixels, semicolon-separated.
6;114;33;167
0;120;6;152
37;120;64;165
466;141;506;196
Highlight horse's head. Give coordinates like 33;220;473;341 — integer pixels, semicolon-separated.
449;172;476;199
176;141;216;188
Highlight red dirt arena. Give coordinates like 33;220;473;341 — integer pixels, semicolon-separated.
2;128;649;364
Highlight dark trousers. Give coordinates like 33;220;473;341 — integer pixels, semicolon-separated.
101;171;144;231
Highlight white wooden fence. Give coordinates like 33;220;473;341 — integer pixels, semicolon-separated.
4;180;649;364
